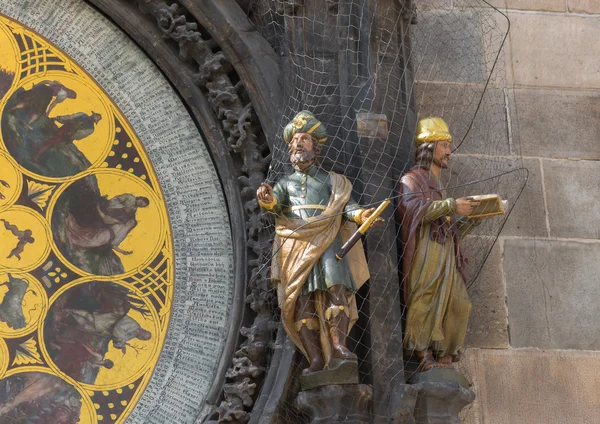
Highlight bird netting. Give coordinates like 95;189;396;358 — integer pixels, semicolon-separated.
241;0;527;419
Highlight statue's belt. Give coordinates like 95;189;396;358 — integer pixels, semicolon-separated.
282;204;327;213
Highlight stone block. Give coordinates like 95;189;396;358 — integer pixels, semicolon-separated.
503;238;600;350
513;88;600;160
415;82;510;156
463;349;600;424
456;0;506;9
411;10;486;83
294;384;373;424
515;0;565;10
506;0;565;11
456;350;482;424
458;0;564;12
465;243;509;348
508;13;600;88
542;159;600;239
500;158;547;237
569;0;600;14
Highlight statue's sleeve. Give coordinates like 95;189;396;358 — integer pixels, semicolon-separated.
343;196;364;225
422;198;456;223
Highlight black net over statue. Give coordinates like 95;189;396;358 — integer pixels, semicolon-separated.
241;0;527;421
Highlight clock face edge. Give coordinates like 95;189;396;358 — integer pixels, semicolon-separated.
0;1;237;423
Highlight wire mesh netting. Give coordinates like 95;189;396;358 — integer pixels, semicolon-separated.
244;0;527;419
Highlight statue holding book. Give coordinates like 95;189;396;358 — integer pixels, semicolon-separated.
256;111;382;377
397;117;503;372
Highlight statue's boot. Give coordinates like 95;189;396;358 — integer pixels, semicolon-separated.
299;326;325;374
329;312;357;361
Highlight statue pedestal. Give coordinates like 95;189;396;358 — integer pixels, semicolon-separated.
298;358;358;391
295;358;371;423
408;368;475;424
294;383;373;424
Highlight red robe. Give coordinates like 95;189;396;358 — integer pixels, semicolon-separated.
397;166;468;303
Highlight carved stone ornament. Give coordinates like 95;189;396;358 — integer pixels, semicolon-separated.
129;1;277;422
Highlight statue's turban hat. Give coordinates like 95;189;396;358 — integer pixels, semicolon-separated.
283;110;328;144
415;117;453;145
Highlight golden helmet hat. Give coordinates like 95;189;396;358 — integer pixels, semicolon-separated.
283;110;328;144
415;117;453;146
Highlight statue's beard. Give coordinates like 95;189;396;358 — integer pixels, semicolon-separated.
290;149;316;167
433;155;450;169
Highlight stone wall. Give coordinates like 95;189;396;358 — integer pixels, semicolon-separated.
415;1;600;422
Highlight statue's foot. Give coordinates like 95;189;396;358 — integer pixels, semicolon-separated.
332;344;357;361
435;355;454;368
302;357;325;375
452;350;464;363
416;351;436;373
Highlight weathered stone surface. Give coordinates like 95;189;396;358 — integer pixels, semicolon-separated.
411;10;486;83
458;0;565;11
508;13;600;88
415;82;510;156
503;238;600;349
457;0;506;9
455;350;482;424
543;159;600;239
462;349;600;424
569;0;600;14
389;385;418;424
500;157;547;237
299;359;359;391
409;368;475;424
441;155;545;238
294;384;373;424
504;0;565;11
513;88;600;160
465;243;509;348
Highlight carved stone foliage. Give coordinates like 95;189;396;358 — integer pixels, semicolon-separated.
134;1;276;423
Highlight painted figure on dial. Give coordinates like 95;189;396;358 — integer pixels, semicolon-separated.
45;281;153;385
0;274;28;330
257;111;377;375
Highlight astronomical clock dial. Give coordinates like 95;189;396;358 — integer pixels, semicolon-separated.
0;3;235;423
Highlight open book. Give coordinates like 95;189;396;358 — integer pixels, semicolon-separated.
467;194;508;218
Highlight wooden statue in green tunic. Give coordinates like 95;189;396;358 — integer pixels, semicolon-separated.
257;111;378;375
398;117;492;372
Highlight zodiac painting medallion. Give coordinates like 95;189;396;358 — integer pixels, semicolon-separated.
0;14;174;424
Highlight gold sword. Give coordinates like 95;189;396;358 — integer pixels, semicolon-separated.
335;199;390;260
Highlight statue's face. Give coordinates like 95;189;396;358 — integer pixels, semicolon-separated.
289;133;317;168
433;140;452;169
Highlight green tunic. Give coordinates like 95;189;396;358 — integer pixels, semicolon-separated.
265;165;363;295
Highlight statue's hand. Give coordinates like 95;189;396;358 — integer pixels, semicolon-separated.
455;197;480;216
359;208;384;225
257;183;274;204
